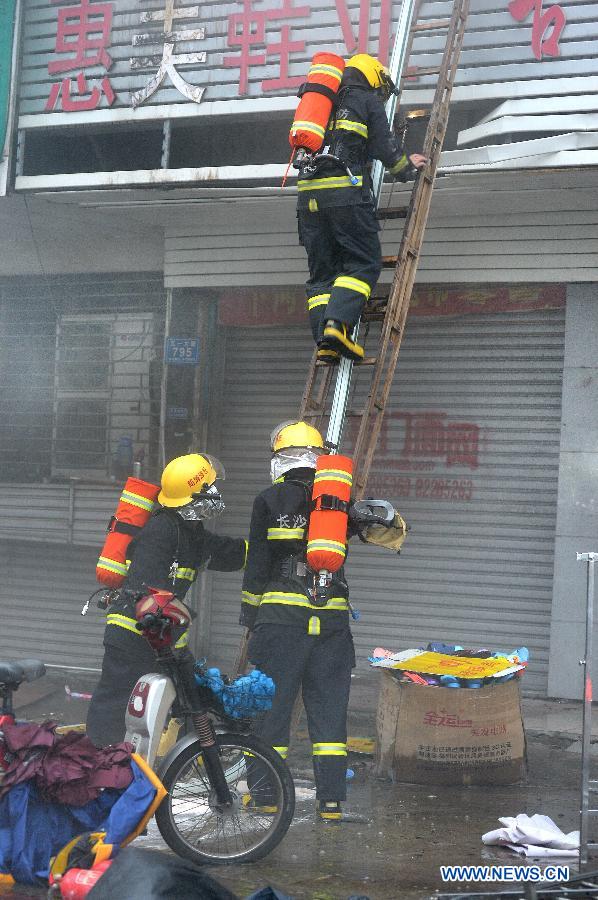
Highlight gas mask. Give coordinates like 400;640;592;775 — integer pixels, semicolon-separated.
270;448;321;483
177;483;225;521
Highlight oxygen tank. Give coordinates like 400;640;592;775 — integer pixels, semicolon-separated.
289;52;345;156
96;477;160;587
306;454;353;606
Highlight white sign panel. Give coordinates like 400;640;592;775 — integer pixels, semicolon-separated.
16;0;598;129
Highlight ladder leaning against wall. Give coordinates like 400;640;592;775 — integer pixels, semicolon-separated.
300;0;469;497
235;0;469;675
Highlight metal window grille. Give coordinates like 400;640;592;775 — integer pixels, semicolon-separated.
53;398;109;470
56;320;112;392
52;313;154;479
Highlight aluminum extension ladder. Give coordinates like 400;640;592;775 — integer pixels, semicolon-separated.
579;552;598;866
299;0;469;498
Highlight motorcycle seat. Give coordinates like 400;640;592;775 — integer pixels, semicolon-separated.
0;658;46;688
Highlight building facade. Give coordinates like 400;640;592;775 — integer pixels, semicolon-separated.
0;0;597;698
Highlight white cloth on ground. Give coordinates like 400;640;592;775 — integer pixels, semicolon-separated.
482;814;579;858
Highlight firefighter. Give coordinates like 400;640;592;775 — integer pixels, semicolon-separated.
297;53;427;363
87;453;247;748
240;421;355;822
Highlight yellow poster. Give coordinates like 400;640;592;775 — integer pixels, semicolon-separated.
389;651;516;679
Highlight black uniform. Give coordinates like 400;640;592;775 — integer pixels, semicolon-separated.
297;68;413;343
241;468;355;801
87;508;246;747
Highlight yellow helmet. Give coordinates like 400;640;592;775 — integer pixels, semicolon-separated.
345;54;397;98
158;453;224;508
270;421;324;453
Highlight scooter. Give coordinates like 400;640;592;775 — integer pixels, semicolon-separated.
1;587;295;867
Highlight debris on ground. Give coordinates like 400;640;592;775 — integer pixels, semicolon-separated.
482;813;579;857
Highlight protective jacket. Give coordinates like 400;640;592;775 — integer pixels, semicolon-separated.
297;68;411;210
240;468;351;636
106;508;247;650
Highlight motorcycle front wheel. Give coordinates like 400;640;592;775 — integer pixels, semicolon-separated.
155;731;295;864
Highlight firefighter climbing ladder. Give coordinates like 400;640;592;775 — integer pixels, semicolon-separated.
300;0;469;499
235;0;469;677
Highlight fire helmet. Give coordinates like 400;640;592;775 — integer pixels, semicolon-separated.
345;53;398;99
270;421;324;453
158;453;224;508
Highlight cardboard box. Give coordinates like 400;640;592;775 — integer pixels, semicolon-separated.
375;672;526;785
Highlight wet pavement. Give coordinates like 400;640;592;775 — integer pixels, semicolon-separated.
1;669;589;900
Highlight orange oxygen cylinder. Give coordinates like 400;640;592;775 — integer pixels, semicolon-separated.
96;477;160;588
306;454;353;606
289;52;345;155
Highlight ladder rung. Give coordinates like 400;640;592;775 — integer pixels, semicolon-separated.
362;308;386;322
412;18;451;31
403;66;442;78
377;207;408;220
358;357;378;366
382;250;418;266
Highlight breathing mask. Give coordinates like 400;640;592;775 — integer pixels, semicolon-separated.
177;483;225;521
270;447;321;483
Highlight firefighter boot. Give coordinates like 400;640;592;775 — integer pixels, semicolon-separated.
322;321;364;362
316;347;340;366
317;800;342;823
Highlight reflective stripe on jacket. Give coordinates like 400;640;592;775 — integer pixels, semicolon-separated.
297;74;409;210
241;468;350;634
105;509;246;648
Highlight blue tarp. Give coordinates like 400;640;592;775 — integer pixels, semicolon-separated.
0;760;156;884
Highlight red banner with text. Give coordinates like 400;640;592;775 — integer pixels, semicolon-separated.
218;284;565;327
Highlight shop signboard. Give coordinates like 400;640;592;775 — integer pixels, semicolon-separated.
16;0;594;133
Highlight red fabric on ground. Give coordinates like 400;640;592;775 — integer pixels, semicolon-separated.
0;721;133;806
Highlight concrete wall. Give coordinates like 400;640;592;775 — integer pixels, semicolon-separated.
549;284;598;699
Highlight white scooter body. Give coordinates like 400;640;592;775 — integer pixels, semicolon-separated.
124;673;176;768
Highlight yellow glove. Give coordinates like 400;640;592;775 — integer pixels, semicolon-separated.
362;512;408;553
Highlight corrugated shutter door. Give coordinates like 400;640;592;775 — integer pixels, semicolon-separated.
0;541;105;668
211;308;565;696
0;271;164;670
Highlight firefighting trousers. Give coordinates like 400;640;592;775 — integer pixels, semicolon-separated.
247;623;355;800
298;204;382;343
87;635;157;748
87;630;194;748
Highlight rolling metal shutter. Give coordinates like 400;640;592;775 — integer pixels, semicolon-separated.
0;272;165;671
210;307;565;696
0;540;105;669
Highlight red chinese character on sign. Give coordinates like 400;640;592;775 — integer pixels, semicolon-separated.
46;71;115;112
403;414;447;459
446;423;480;470
46;0;116;112
224;0;310;95
335;0;392;64
507;0;566;59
